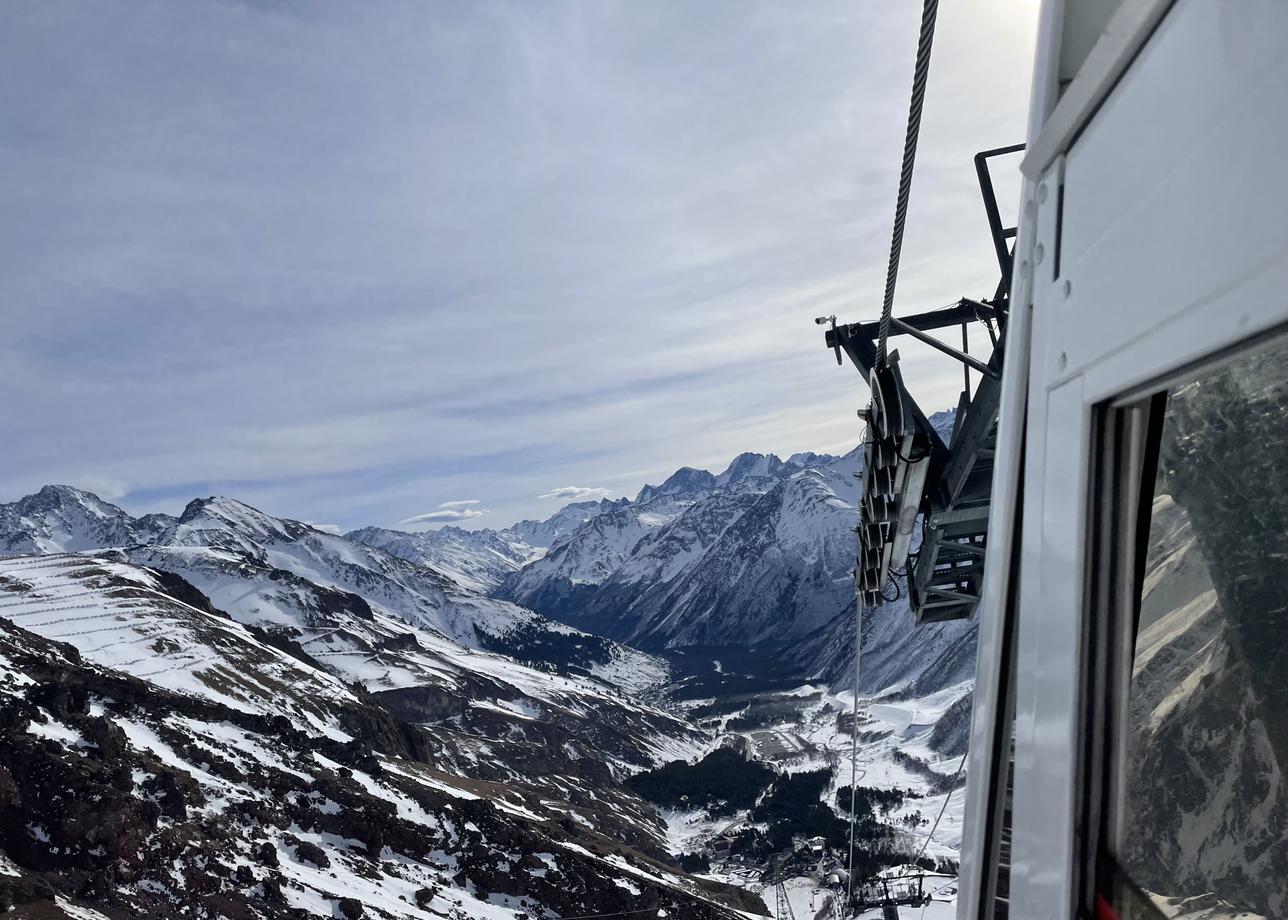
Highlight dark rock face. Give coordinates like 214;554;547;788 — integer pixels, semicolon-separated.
928;692;972;758
0;545;748;920
0;613;751;920
292;841;329;869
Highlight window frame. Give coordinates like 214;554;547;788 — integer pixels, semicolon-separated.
1081;327;1288;916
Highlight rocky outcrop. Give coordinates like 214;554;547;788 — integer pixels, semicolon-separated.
0;601;753;919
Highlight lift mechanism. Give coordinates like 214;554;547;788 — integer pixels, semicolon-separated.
822;144;1020;623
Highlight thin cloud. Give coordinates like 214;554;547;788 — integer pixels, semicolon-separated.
538;486;613;502
304;521;343;535
0;2;1036;531
399;500;490;526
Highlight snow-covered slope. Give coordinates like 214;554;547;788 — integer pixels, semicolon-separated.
343;524;540;594
0;490;713;827
497;493;702;620
619;457;863;648
636;467;718;504
344;498;631;595
0;556;755;920
0;554;354;734
0;489;667;692
509;497;630;550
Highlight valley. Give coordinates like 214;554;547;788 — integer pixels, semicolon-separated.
0;442;977;919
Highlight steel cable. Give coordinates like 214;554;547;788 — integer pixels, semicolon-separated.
876;0;941;367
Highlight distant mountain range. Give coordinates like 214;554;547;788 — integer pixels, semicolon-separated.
0;432;977;917
341;434;975;697
0;483;764;917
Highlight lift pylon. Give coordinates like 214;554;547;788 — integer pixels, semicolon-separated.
823;144;1021;623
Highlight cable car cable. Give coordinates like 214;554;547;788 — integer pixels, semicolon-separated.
851;2;942;906
876;0;941;367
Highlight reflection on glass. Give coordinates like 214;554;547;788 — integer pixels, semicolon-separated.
1118;336;1288;920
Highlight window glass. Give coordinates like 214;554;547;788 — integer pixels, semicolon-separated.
1117;336;1288;919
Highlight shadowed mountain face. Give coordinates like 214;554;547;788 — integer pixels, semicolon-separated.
485;418;977;699
495;451;857;649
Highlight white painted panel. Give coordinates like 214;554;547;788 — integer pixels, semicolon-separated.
1051;0;1288;384
1011;375;1087;919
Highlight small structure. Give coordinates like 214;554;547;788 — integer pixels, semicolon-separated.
853;872;931;916
708;831;738;860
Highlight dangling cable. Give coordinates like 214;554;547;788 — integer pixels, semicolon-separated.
845;588;864;906
876;0;941;367
849;5;941;907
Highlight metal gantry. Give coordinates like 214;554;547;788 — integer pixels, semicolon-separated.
823;144;1021;624
854;873;931;917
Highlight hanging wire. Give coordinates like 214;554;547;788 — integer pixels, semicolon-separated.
849;4;941;899
876;0;941;367
911;749;969;868
845;588;865;906
880;575;902;603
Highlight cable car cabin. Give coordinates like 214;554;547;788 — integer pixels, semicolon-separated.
957;1;1288;919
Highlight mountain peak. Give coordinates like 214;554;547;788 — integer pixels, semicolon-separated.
635;466;716;503
23;484;122;514
172;496;308;547
786;451;834;467
2;485;137;554
715;451;784;486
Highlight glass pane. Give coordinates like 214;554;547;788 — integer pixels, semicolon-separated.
1117;336;1288;920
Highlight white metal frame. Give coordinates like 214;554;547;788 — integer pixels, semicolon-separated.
959;0;1288;916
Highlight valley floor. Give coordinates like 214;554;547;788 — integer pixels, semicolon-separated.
648;659;973;919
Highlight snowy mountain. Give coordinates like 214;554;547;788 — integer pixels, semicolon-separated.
0;420;986;917
342;524;541;595
510;497;631;549
345;497;631;595
609;457;864;648
0;489;657;687
497;492;702;620
0;490;719;828
0;485;140;554
636;467;717;504
496;451;841;632
491;425;976;699
0;554;756;919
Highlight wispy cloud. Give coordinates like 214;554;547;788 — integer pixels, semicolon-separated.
436;500;481;510
538;486;612;502
0;1;1035;531
304;521;343;535
399;501;489;527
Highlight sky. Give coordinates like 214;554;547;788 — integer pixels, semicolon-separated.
1;1;1037;532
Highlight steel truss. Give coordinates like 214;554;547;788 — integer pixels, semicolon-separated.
823;144;1021;623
